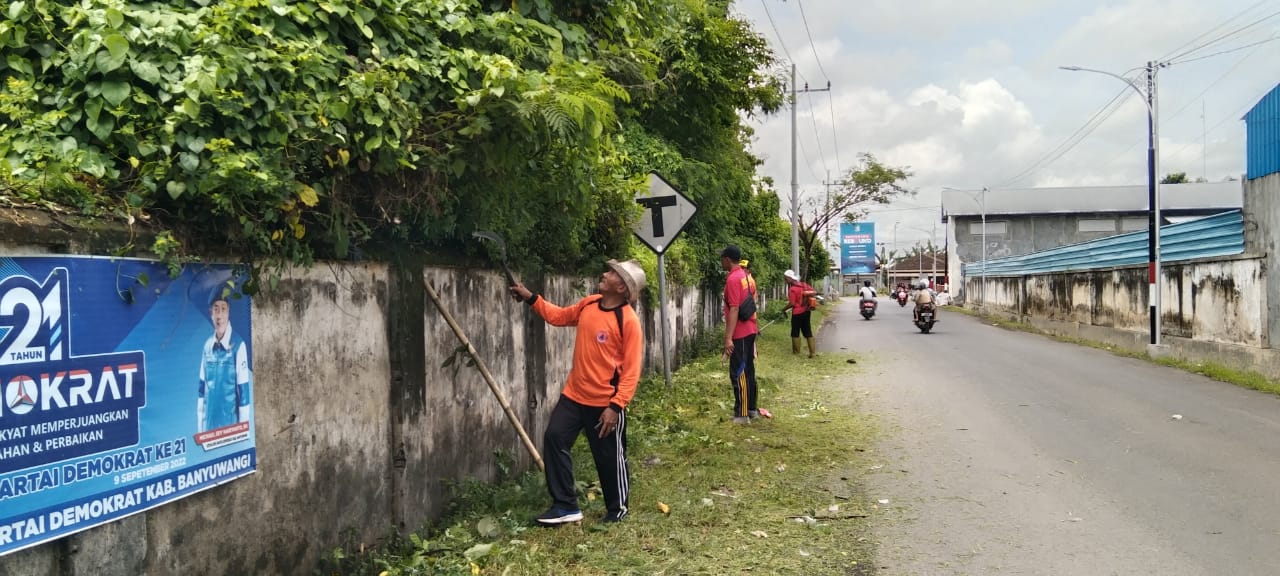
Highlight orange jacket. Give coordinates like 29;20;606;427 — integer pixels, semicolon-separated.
531;294;643;410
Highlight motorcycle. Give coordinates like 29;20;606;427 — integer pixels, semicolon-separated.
915;303;936;333
896;290;908;307
860;299;877;320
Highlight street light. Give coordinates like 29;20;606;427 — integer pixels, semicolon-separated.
892;221;900;286
942;186;987;309
1060;64;1161;347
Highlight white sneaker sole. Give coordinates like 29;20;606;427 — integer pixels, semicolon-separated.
536;512;584;524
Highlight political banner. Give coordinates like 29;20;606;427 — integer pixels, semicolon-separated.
0;257;255;556
840;222;876;274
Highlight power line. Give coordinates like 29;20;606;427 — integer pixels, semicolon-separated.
795;0;829;81
805;92;830;175
759;0;807;84
794;123;823;183
793;0;841;175
1165;6;1280;63
1107;38;1264;164
995;83;1134;187
828;93;842;176
1159;0;1271;61
1169;35;1280;66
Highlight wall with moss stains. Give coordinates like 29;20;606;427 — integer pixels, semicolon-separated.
0;216;720;575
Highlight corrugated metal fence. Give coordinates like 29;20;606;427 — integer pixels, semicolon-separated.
964;210;1244;277
1246;84;1280;180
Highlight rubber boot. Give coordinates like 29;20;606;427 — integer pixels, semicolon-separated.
791;337;802;355
806;337;817;358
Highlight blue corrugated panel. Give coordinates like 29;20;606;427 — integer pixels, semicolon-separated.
1246;84;1280;180
964;210;1244;277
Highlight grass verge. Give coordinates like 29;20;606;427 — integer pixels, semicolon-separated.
945;305;1280;397
320;302;878;575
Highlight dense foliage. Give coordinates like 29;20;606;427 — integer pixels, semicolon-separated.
0;0;787;287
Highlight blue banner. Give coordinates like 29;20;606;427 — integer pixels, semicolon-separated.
0;257;255;556
840;222;876;274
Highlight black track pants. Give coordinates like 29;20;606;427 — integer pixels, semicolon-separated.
543;395;629;516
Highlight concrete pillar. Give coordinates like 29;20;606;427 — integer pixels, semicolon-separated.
1243;173;1280;347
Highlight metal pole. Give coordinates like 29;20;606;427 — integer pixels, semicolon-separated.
825;169;832;272
981;188;987;310
931;220;938;288
790;63;800;273
1058;63;1160;346
658;251;671;389
1149;61;1162;347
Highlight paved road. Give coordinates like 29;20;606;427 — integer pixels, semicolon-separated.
819;297;1280;576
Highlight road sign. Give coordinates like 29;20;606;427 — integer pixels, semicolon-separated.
634;172;697;254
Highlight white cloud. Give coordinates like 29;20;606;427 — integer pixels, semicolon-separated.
731;0;1280;253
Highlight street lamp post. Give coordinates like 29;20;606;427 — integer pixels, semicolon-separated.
892;221;900;287
1060;64;1161;347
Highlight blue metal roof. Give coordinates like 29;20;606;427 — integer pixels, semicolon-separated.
965;210;1244;277
1246;84;1280;180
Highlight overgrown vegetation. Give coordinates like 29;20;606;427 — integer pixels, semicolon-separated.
319;302;880;575
0;0;795;289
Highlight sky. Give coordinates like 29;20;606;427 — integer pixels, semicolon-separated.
732;0;1280;257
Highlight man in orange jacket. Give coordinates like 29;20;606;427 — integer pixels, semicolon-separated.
511;259;646;525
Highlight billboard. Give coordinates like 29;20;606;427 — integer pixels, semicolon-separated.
840;222;876;274
0;257;255;556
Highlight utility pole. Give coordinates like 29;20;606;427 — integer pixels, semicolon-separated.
789;63;831;274
1059;62;1163;348
1148;61;1163;348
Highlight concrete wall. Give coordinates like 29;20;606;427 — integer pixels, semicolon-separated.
1243;172;1280;346
965;255;1268;350
0;227;722;575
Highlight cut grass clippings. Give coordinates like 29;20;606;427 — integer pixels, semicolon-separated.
947;305;1280;397
322;303;878;575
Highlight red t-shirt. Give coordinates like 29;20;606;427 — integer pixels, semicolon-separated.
724;267;758;339
788;282;814;314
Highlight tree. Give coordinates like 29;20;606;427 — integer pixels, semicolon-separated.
1161;172;1189;184
794;154;912;281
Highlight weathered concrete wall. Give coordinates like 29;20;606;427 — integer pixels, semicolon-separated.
0;220;722;575
966;255;1267;349
1244;172;1280;346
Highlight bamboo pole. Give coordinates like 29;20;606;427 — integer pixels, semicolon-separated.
422;279;545;472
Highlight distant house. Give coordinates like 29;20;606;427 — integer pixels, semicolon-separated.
941;181;1243;295
887;252;946;287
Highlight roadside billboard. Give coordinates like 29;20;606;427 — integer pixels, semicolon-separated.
840;222;876;274
0;257;256;556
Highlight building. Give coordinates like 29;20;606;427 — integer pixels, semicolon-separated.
886;252;946;288
942;181;1243;297
1242;83;1280;345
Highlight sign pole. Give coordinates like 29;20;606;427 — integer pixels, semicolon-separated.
657;251;671;390
634;172;697;391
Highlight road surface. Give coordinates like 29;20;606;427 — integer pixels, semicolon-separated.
819;297;1280;576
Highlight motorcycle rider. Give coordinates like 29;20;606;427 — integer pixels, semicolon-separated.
858;280;877;309
913;284;938;322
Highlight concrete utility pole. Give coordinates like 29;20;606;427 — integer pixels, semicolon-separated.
789;63;831;274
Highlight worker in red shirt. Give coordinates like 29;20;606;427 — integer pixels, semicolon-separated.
720;245;760;424
510;259;646;525
781;269;818;358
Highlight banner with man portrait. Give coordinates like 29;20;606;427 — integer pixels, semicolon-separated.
0;257;256;556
